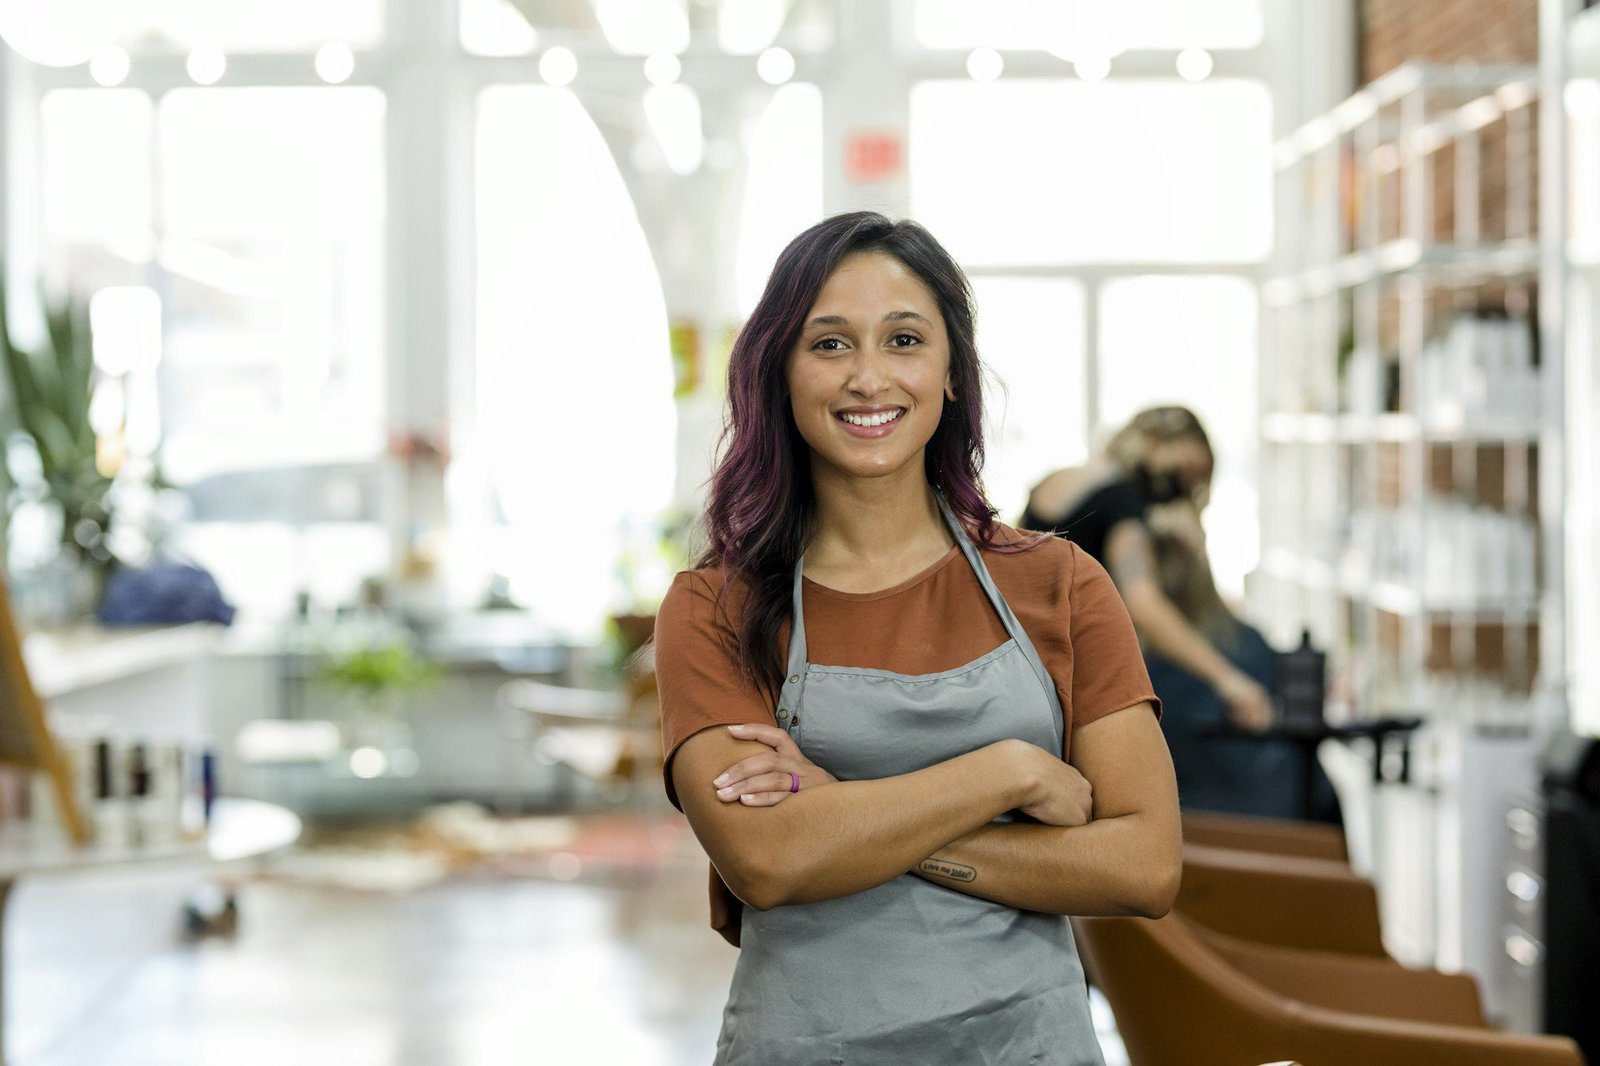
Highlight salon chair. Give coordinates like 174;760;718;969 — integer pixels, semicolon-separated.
1182;809;1349;864
1072;911;1584;1066
1177;842;1389;958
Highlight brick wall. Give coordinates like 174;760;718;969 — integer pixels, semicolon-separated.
1358;0;1541;250
1360;0;1538;83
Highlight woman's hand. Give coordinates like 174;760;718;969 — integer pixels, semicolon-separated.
710;722;838;807
1215;670;1274;733
1007;740;1095;827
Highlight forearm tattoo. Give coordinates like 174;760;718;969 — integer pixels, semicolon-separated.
918;857;978;883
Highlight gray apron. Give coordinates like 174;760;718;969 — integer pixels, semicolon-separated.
714;490;1105;1066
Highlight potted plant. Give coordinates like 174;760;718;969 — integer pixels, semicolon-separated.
1;277;117;621
316;639;440;752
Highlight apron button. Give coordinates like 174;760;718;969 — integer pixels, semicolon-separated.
788;674;799;684
777;710;789;721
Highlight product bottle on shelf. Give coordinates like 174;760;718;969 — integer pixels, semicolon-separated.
1278;629;1328;728
90;737;130;847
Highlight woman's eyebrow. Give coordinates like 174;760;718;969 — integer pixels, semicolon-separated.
804;310;934;329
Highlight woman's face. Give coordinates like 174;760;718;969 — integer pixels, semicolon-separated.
1150;438;1214;497
787;250;954;483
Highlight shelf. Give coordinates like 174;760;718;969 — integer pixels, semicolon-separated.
1257;60;1552;758
22;622;226;700
1261;412;1541;444
1272;61;1537;170
1258;549;1543;620
1262;239;1538;304
0;797;301;878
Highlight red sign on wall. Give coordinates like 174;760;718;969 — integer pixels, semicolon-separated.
844;128;904;184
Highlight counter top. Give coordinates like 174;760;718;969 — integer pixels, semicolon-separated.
0;796;302;879
21;623;226;699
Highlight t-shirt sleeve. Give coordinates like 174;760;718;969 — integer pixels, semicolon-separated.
654;570;778;812
1068;542;1163;729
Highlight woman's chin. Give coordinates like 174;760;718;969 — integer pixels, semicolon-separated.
814;449;926;483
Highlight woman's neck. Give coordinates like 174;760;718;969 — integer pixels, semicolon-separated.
805;460;953;576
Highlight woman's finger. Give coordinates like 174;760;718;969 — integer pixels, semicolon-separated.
717;771;795;802
712;753;778;788
727;722;798;755
738;790;794;807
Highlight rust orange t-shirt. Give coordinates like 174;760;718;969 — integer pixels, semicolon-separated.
653;521;1161;946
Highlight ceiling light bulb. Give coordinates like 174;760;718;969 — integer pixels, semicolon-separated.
1176;47;1213;82
966;47;1003;83
315;42;355;83
186;46;226;84
644;52;681;85
540;46;578;86
1073;54;1110;82
88;45;129;86
756;46;794;85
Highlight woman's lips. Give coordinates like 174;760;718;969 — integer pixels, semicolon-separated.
834;408;906;439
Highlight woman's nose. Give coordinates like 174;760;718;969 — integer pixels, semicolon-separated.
845;350;891;395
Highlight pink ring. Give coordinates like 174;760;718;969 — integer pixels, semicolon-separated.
789;772;800;794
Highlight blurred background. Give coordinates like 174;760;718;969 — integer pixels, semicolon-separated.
0;0;1597;1064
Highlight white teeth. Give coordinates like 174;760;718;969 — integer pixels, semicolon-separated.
839;409;904;428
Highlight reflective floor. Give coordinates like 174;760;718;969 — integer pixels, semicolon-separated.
8;811;1126;1065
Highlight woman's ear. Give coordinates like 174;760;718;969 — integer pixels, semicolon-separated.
944;378;958;403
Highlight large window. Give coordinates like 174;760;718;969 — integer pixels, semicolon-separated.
474;86;676;637
1098;276;1260;592
910;79;1271;266
735;82;825;317
971;277;1088;520
32;83;387;614
155;88;387;480
911;73;1271;598
39;85;388;439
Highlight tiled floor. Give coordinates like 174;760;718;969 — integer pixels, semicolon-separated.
7;811;1127;1065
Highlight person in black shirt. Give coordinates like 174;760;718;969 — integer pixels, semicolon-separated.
1020;405;1273;733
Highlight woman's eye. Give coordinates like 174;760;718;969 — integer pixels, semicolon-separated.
890;333;920;348
813;337;846;352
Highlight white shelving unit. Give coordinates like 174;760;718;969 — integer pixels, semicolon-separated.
1554;2;1600;743
1250;61;1557;1017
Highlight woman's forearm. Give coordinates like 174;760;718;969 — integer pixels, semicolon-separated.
912;814;1181;918
1122;581;1238;686
742;740;1034;910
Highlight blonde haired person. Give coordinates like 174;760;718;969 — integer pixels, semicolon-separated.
1020;405;1272;733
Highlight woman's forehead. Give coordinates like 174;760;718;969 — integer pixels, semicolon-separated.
810;253;939;317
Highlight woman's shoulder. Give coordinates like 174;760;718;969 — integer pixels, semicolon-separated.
981;520;1081;588
658;563;750;633
985;520;1126;607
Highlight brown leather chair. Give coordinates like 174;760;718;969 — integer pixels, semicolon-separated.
1194;924;1488;1029
1177;842;1390;958
1182;810;1349;864
1073;912;1585;1066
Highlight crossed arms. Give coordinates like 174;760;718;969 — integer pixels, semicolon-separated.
670;701;1181;919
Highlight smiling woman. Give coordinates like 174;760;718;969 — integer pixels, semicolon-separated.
652;212;1180;1065
789;257;956;482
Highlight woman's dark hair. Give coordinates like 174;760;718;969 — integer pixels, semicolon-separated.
696;211;1042;702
